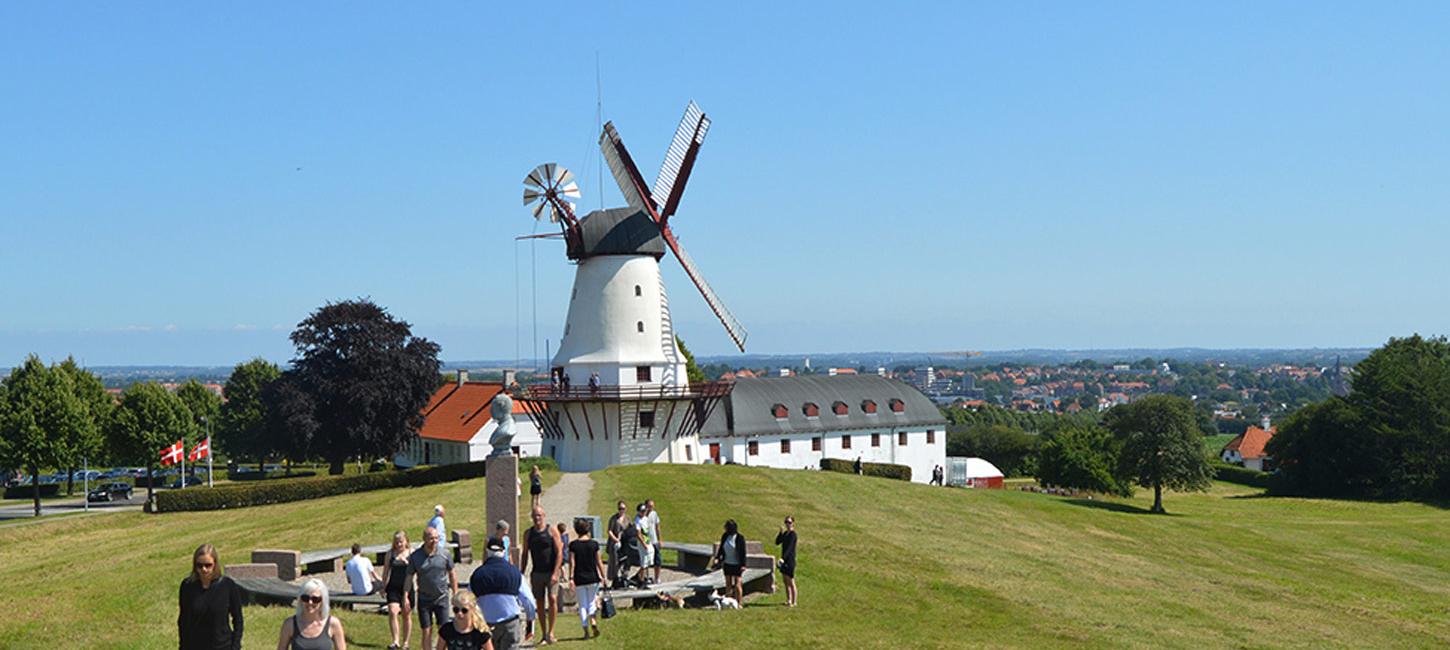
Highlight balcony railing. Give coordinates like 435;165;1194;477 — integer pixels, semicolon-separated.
518;380;734;402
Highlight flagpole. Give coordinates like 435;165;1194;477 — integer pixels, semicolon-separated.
180;439;185;490
207;428;213;488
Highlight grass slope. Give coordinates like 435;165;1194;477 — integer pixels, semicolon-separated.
2;464;1447;648
590;464;1450;649
0;469;557;649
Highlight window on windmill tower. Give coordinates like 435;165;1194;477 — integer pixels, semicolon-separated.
889;398;905;413
771;403;788;419
639;410;656;428
803;402;819;418
861;400;877;414
634;284;642;296
636;366;652;383
637;321;645;333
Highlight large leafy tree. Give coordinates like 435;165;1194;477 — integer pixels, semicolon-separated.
175;380;222;461
283;299;441;474
1267;398;1376;497
0;356;87;516
261;372;317;473
55;358;110;494
1343;334;1450;498
1105;395;1213;514
948;424;1040;477
1035;425;1128;496
107;382;195;505
219;358;281;469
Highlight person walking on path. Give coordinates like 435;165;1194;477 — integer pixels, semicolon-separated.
410;526;458;650
556;522;571;568
645;499;663;583
436;591;493;650
429;505;447;545
775;516;798;607
566;518;606;640
380;531;416;650
179;543;244;650
494;520;512;564
605;501;626;587
853;456;863;475
528;466;543;510
519;506;562;645
275;578;346;650
712;519;747;607
344;543;382;596
470;537;537;650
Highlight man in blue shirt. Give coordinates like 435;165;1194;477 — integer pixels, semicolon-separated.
428;504;447;543
470;537;537;650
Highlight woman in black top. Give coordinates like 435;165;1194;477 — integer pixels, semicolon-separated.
178;543;244;650
437;591;493;650
567;518;606;639
380;530;414;650
529;465;543;509
775;516;798;607
711;519;747;606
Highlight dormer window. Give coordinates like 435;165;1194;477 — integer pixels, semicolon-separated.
803;402;819;418
771;403;788;419
889;398;905;413
861;400;878;414
832;401;848;416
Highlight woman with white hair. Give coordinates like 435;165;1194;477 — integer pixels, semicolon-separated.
275;578;346;650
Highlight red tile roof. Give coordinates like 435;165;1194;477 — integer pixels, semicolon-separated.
1224;426;1275;460
419;382;524;443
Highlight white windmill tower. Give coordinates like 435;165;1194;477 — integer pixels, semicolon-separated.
514;102;744;472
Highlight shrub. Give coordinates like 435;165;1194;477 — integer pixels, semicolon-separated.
224;469;318;482
156;461;487;513
1212;462;1271;489
819;457;912;481
4;483;60;499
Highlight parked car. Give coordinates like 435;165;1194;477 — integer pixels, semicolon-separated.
87;482;133;502
101;468;130;479
168;476;202;489
129;468;149;479
72;470;101;483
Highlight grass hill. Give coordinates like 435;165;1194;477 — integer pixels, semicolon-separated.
2;465;1448;648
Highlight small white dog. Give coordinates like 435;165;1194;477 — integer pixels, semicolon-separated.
708;590;740;610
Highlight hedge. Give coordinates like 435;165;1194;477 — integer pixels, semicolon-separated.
820;457;912;482
4;483;60;499
152;455;505;513
224;469;319;482
155;455;561;513
1212;462;1271;489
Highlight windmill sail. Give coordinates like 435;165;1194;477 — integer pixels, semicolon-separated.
661;229;748;352
599;122;655;214
652;101;711;221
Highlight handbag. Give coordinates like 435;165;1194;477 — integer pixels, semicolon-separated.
600;594;617;619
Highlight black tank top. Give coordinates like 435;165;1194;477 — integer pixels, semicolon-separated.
526;527;556;575
387;555;408;591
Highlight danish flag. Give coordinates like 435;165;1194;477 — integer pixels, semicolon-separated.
160;440;184;466
189;438;210;462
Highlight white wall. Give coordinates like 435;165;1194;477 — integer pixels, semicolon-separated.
719;427;946;484
552;255;686;390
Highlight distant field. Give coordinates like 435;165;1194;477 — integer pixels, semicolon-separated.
1204;433;1237;456
2;464;1448;648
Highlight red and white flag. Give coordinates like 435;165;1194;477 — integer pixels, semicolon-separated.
160;440;184;466
188;438;210;462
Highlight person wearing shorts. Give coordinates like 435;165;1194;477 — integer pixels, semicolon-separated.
519;506;562;645
408;526;457;650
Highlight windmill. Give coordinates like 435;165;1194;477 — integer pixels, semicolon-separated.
512;102;738;473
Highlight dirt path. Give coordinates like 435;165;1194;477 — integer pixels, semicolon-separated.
538;472;594;520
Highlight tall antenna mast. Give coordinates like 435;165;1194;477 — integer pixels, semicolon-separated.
595;52;604;210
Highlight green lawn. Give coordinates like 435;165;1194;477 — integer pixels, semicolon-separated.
2;464;1448;648
1204;432;1237;456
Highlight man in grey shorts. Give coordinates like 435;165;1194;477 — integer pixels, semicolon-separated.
408;526;457;650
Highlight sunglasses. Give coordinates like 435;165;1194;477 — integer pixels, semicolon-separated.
300;595;323;604
194;562;214;569
452;607;470;614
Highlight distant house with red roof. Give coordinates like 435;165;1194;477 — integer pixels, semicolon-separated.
397;373;541;467
1221;424;1276;471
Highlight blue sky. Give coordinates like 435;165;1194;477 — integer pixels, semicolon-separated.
3;2;1448;366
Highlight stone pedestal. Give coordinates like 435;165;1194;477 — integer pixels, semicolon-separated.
485;454;519;566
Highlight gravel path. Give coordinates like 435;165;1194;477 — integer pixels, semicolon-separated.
538;471;594;520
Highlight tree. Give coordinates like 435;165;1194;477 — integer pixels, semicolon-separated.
284;299;441;474
947;424;1039;477
675;335;706;385
1105;395;1213;514
1035;425;1127;496
55;358;110;494
1343;334;1450;498
108;382;195;505
175;380;222;468
0;356;87;516
219;358;281;469
261;372;317;473
1266;398;1376;497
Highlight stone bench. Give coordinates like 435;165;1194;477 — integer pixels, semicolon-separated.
225;563;280;580
252;550;302;581
607;567;773;607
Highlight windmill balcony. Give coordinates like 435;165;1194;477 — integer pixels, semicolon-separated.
519;381;734;402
